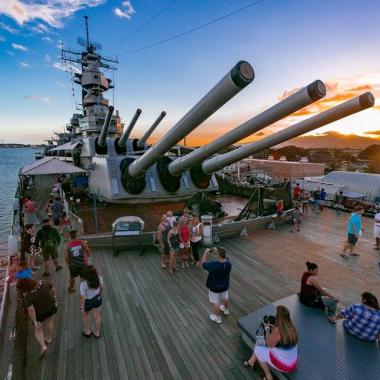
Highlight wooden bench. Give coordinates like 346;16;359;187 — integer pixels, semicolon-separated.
238;294;380;380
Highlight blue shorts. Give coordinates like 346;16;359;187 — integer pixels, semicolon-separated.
84;294;102;312
347;233;358;246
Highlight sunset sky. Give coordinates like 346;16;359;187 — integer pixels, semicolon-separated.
0;0;379;146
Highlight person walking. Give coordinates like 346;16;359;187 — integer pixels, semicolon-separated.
293;183;301;201
35;219;62;276
320;188;327;211
60;212;72;241
291;204;302;233
190;216;203;265
64;230;90;292
21;224;39;270
17;278;57;357
157;215;171;269
80;265;103;338
167;221;180;274
23;196;38;226
201;247;232;324
51;197;64;227
300;191;309;215
313;188;321;214
373;205;380;251
340;206;364;258
179;218;191;269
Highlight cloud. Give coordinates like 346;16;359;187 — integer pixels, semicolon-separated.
45;53;51;63
114;1;135;19
42;36;52;42
30;22;49;34
364;130;380;135
6;50;15;56
23;95;51;103
0;21;19;34
12;42;28;51
0;35;5;42
0;0;106;28
19;61;31;68
53;61;81;74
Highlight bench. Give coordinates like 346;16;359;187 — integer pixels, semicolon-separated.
238;294;380;380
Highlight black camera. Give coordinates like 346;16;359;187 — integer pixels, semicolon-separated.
263;315;276;325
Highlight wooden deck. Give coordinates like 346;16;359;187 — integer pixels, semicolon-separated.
25;209;380;380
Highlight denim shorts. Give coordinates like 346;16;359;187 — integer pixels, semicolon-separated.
84;294;102;312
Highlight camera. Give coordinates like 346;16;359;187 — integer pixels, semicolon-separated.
263;315;276;325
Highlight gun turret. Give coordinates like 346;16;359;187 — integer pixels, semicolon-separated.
168;80;326;177
95;105;114;154
115;108;142;153
136;111;166;149
198;92;374;183
120;60;255;194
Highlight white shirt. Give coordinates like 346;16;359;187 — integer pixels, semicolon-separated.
80;276;103;299
375;212;380;225
167;216;177;227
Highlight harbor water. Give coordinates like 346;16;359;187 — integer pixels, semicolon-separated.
0;148;35;257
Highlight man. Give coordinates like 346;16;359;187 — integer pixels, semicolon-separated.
157;215;171;269
340;206;364;258
293;183;302;201
51;197;64;227
23;196;38;225
335;190;344;215
320;188;327;211
201;247;232;324
313;187;321;213
35;219;62;276
328;292;380;343
374;205;380;251
64;230;90;292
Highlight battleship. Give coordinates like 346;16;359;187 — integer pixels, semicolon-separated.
0;17;378;380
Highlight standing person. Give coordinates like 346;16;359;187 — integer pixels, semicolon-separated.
190;216;203;265
64;230;90;292
335;190;344;215
313;187;321;214
60;212;72;241
201;247;232;324
340;206;364;258
35;219;62;276
179;218;191;269
167;221;180;274
51;197;64;227
23;196;38;226
21;224;39;270
17;278;57;357
275;200;284;216
320;188;327;211
373;205;380;251
300;191;309;215
328;292;380;343
293;183;302;201
45;199;54;221
157;215;171;269
166;210;176;228
291;204;302;233
80;265;103;338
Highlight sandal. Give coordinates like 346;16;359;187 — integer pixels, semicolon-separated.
242;360;254;369
92;332;101;339
39;346;47;358
82;331;91;338
68;287;75;293
327;316;336;324
339;253;348;258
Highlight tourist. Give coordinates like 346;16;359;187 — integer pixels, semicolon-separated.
335;190;344;215
320;188;327;211
340;206;364;258
167;221;180;274
51;197;64;227
178;207;191;224
23;196;38;226
18;278;57;357
179;217;191;269
190;215;203;265
243;305;298;379
293;183;301;201
201;247;232;324
45;199;53;221
313;187;321;214
373;205;380;251
291;204;302;233
21;224;39;270
64;230;90;292
299;262;338;315
35;219;62;276
157;215;171;269
60;212;72;241
275;200;284;216
300;191;309;215
328;292;380;343
166;210;177;227
80;265;103;338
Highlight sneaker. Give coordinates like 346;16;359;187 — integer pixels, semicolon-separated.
220;305;230;316
209;314;222;324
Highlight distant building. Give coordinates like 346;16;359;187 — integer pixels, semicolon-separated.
244;158;325;181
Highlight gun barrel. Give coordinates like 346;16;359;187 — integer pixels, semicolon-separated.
128;60;255;178
98;106;114;147
202;92;375;174
118;108;142;148
168;80;326;176
137;111;166;148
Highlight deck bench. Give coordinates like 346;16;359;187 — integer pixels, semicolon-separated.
238;294;380;380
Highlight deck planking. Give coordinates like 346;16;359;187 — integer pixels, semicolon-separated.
24;209;380;379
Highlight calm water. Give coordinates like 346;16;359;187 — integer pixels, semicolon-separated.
0;148;36;256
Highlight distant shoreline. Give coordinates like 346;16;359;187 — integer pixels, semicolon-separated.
0;144;45;148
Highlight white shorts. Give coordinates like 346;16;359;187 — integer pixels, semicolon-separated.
208;290;229;304
374;225;380;239
180;242;190;249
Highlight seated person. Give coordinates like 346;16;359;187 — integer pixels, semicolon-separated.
243;305;298;380
328;292;380;343
299;261;338;315
275;200;284;216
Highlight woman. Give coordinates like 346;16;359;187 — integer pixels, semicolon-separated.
17;278;57;357
299;262;338;314
167;221;180;274
190;216;203;265
80;265;103;338
300;191;309;215
60;212;72;241
21;224;39;269
243;305;298;379
179;218;191;269
275;200;284;216
291;204;302;233
23;196;38;226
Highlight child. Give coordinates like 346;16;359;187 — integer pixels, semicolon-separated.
60;212;72;241
291;204;303;232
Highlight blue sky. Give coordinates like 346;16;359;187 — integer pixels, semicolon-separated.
0;0;379;145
